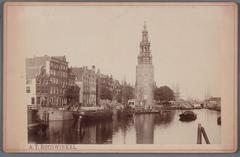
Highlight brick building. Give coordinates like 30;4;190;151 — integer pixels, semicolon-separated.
72;66;97;106
26;55;68;107
66;68;80;106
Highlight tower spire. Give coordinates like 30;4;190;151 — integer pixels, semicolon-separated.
138;22;152;65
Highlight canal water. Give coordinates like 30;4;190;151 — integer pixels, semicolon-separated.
28;109;221;144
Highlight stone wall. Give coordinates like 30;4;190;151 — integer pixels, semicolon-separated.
38;108;73;121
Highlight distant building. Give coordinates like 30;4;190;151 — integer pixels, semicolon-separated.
172;83;180;100
206;97;221;109
88;66;97;106
96;69;101;106
72;66;97;106
26;55;68;107
135;22;155;109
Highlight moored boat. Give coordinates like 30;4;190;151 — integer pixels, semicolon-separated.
72;109;113;122
179;111;197;121
135;110;159;114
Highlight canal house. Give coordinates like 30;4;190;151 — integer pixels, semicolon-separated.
26;55;69;107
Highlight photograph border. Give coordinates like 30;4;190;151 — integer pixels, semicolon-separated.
1;0;239;154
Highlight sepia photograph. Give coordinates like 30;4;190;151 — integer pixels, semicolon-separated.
3;2;237;153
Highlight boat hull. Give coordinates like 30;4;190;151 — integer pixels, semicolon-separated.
179;112;197;122
73;110;113;122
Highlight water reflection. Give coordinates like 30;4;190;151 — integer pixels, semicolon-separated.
155;110;175;125
135;114;154;144
28;109;221;144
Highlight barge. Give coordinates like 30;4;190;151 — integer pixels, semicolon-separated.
72;109;113;121
179;111;197;121
134;109;160;114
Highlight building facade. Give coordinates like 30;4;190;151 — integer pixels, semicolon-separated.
135;22;155;108
35;66;51;107
26;55;68;107
206;97;221;109
96;69;101;106
66;68;80;106
26;79;37;107
72;66;97;106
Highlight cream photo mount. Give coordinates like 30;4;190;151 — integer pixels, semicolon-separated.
3;2;238;153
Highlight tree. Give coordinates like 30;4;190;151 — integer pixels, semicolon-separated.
154;86;175;102
122;85;135;102
115;83;135;104
100;86;113;100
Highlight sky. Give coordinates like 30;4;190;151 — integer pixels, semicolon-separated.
9;3;235;100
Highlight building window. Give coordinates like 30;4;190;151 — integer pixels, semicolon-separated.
26;86;30;93
31;97;35;104
37;97;40;104
36;79;41;84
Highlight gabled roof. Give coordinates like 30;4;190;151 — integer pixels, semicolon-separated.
72;67;85;81
51;56;66;62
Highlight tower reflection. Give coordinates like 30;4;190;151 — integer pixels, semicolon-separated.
135;114;154;144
